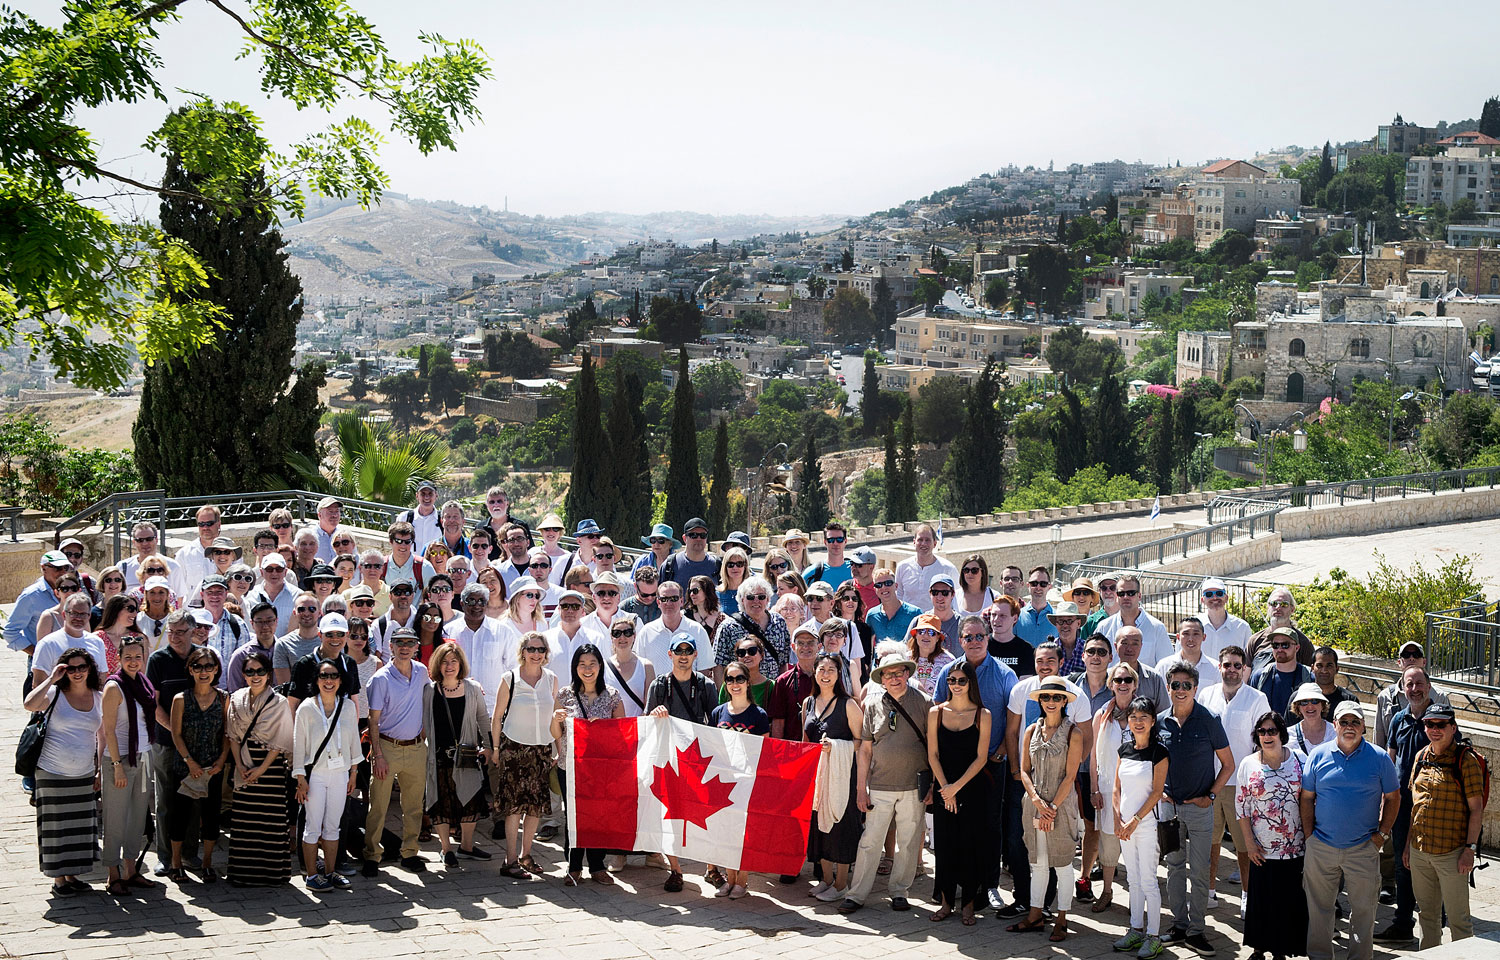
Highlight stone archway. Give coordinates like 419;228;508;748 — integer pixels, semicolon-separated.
1286;371;1304;402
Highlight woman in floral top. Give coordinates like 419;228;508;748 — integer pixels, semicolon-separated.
906;621;955;699
1233;709;1307;960
552;643;624;887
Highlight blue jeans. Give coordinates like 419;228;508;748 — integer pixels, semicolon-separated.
1000;765;1030;903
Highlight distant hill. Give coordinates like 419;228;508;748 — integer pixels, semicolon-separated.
280;194;848;302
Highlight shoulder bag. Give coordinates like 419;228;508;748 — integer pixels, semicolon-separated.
14;692;61;778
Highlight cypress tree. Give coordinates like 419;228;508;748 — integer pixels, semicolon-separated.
663;351;706;530
1174;393;1200;491
860;353;881;435
707;418;733;538
946;360;1006;514
621;371;653;539
134;142;323;495
564;352;617;528
891;398;919;521
883;417;903;523
1050;383;1089;482
607;365;649;537
1088;355;1134;478
795;434;831;531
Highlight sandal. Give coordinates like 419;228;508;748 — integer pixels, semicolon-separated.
1090;890;1113;912
592;870;615;885
517;855;541;875
962;903;976;926
1049;919;1069;943
499;862;530;880
877;856;893;876
127;874;158;889
1006;917;1048;933
564;873;582;887
167;868;190;883
931;903;952;922
107;879;132;897
201;866;218;884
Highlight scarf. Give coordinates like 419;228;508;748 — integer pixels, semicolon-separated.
111;669;157;764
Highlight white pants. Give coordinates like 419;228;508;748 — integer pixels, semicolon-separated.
1030;835;1075;911
302;767;348;844
1121;826;1162;934
847;788;923;903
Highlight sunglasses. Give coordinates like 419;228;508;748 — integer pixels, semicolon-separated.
611;628;635;637
296;605;318;613
428;586;453;594
1268;600;1292;608
252;617;278;626
190;663;217;672
1337;718;1363;728
133;535;159;543
559;601;583;611
1028;580;1049;587
122;604;140;613
57;584;81;593
391;537;415;546
271;522;292;530
637;591;657;600
461;598;486;606
528;561;552;569
929;588;952;597
725;560;747;568
324;631;348;639
351;598;375;606
1116;589;1139;598
318;672;342;680
1111;676;1136;685
736;647;761;657
243;667;268;678
766;562;789;572
1271;642;1293;650
1169;681;1196;691
1085;648;1110;657
230;573;255;583
650;538;669;546
745;594;768;602
672;647;696;655
1202;590;1226;599
103;577;125;586
947;677;969;687
725;675;749;685
873;579;895;589
196;520;219;528
1000;575;1021;582
391;639;419;647
688;587;703;595
523;646;548;654
1037;693;1068;703
961;634;987;643
659;594;682;603
593;589;620;598
825;536;846;544
421;615;442;624
503;537;528;545
65;663;91;674
914;628;939;636
683;531;707;539
1422;720;1452;729
1256;727;1281;737
962;567;981;575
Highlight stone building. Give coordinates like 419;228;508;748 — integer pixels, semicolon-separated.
1189;160;1302;249
1176;330;1232;384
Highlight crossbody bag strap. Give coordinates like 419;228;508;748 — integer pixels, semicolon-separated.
884;692;928;747
305;696;346;775
607;658;646;711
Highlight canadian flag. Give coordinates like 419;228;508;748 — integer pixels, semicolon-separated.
566;716;822;874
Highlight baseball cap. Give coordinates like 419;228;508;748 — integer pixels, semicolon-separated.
670;632;698;653
190;608;213;627
557;589;588;604
929;573;956;591
416;480;436;492
143;576;172;592
260;552;287;569
1201;577;1228;593
201;573;230;590
1332;701;1364;723
683;517;708;533
319;613;349;634
58;537;85;551
805;581;834;598
41;551;72;568
317;496;342;511
1398;641;1425;658
850;547;877;566
1424;706;1456;723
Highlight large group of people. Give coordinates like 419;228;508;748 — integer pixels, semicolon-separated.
6;493;1489;958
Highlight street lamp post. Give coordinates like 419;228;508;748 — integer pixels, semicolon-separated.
1193;431;1213;492
1049;523;1063;581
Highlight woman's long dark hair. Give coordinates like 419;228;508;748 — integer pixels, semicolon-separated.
947;659;981;707
57;646;103;691
812;652;849;700
98;592;139;634
111;637;157;762
571;643;607;700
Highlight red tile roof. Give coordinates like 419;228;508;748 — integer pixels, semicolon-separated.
1437;131;1500;145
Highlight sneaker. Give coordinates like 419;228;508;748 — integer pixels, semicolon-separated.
996;900;1027;919
986;887;1004;909
328;873;351;887
1114;930;1145;952
335;860;357;877
816;885;846;903
1378;886;1396;905
809;881;830;897
1074;878;1095;903
714;882;733;898
1090;864;1103;881
361;859;378;878
728;884;748;899
1373;923;1415;944
1225;869;1241;885
1206;889;1218;906
1184;932;1215;956
305;873;332;891
1136;934;1164;959
607;854;626;871
535;823;560;842
1160;927;1188;945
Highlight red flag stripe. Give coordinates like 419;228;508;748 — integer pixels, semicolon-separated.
572;717;640;852
739;736;822;875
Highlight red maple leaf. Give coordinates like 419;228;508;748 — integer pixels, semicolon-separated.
650;739;736;845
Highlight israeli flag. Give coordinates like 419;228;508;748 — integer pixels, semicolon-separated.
1150;495;1161;521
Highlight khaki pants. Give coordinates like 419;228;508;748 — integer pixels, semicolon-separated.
363;739;427;861
1304;835;1379;960
1408;847;1473;949
1211;789;1239;853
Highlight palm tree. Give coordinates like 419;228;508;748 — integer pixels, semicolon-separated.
287;414;451;504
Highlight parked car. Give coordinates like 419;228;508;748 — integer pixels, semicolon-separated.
1473;360;1491;389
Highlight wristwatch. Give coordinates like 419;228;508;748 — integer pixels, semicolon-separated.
1468;843;1481;852
1374;831;1389;845
1208;792;1216;801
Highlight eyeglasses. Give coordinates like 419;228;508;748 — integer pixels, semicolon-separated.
1337;718;1363;728
929;588;952;597
1085;648;1110;657
1268;600;1292;608
1000;575;1021;582
611;628;635;637
318;672;342;680
736;647;761;658
252;617;278;626
593;589;619;598
428;586;453;595
1111;677;1136;685
196;520;219;528
1037;693;1068;703
461;598;486;606
1422;720;1452;729
745;594;768;602
1202;590;1226;599
230;573;255;583
766;562;789;572
351;598;375;607
1168;681;1196;691
523;646;548;654
1116;589;1139;598
659;594;681;603
503;536;528;545
1028;580;1049;587
961;633;987;643
947;677;969;687
825;536;846;544
725;675;748;685
873;579;895;589
1256;727;1280;737
243;667;268;678
65;663;90;674
190;663;217;673
271;522;292;530
133;535;158;543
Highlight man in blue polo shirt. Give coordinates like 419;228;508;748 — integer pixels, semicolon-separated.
1013;565;1054;647
866;566;920;644
1300;700;1400;960
934;615;1018;913
1156;660;1233;957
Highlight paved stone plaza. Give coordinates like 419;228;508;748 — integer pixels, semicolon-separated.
1;648;1497;959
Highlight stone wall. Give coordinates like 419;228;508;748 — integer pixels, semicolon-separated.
1277;485;1500;541
0;539;43;601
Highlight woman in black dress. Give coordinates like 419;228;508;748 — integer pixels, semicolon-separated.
802;652;864;903
926;658;992;925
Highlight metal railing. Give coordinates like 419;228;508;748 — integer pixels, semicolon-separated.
1234;464;1500;511
1425;592;1500;689
1204;495;1285;525
52;488;644;566
1061;564;1282;634
1060;502;1284;580
0;505;21;542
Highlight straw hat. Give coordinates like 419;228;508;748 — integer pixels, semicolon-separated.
1027;676;1079;704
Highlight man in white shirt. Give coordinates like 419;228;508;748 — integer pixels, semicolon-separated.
120;521;190;596
1197;577;1250;661
544;589;600;661
894;523;959;613
443;583;513;713
244;553;297;634
1097;572;1172;665
1195;643;1269;904
583;573;626;639
403;481;442;554
1157;616;1220;689
174;504;223;590
497;524;534;591
31;593;109;689
638;579;711;675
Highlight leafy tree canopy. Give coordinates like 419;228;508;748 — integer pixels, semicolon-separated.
2;1;490;388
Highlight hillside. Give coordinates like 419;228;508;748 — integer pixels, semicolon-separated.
281;194;848;302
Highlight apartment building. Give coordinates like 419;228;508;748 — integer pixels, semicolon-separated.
894;315;1039;366
1404;141;1500;212
1082;269;1193;319
1189;160;1301;249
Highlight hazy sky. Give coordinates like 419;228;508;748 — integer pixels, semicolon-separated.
68;0;1497;219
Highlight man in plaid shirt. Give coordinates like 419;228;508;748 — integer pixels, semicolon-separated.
1403;705;1485;951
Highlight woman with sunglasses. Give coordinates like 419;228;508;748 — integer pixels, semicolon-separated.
94;592;141;676
492;630;561;879
1011;676;1084;941
166;647;228;883
414;601;446;667
832;582;874;677
760;547;796;584
225;648;295;887
268;507;297;548
955;555;996;619
24;648;103;895
498;575;545;646
552;642;624;885
294;656;362;890
1287;682;1335;760
1111;695;1170;959
606;613;654;718
686;574;726;640
91;565;129;629
424;572;457;625
1233;710;1306;960
424;642;492;868
715;576;791;683
721;637;773;706
100;637;158;895
926;659;991;925
1090;658;1137;913
802;651;863;903
708;661;770;899
906;618;954;699
224;561;257;607
717;547;751;615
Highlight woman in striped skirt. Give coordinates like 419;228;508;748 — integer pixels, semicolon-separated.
23;647;104;895
225;649;295;886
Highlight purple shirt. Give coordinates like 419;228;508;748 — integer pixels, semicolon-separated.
367;659;430;741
